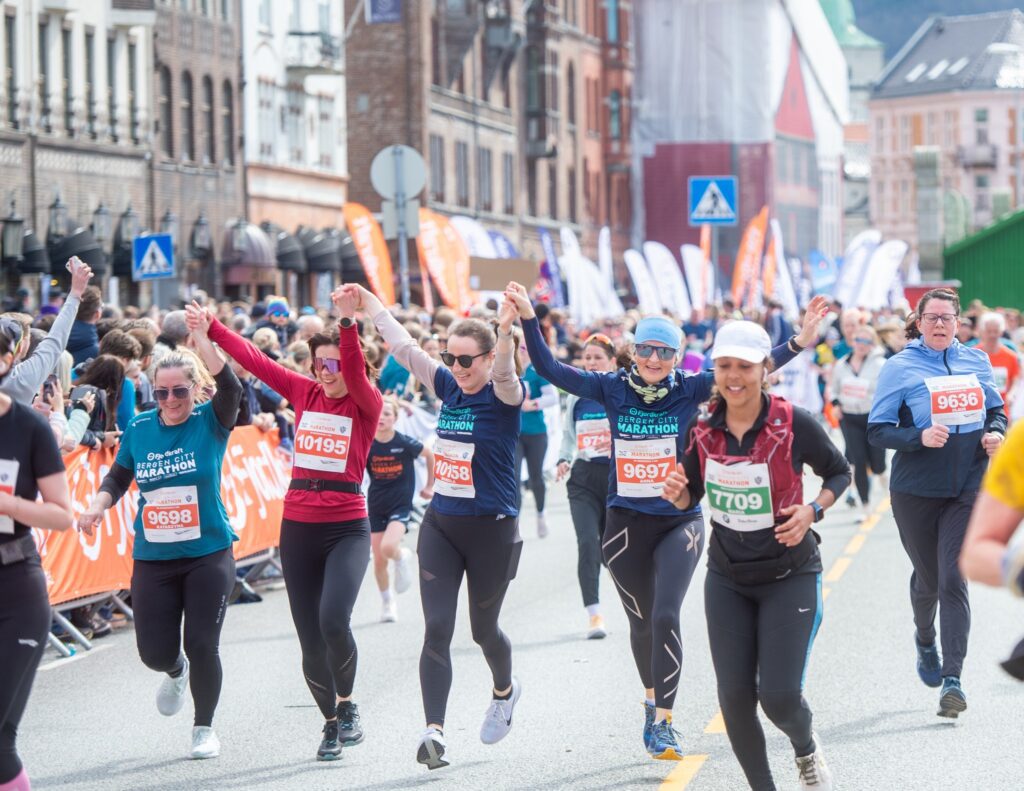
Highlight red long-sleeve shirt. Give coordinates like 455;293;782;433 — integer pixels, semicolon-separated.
209;318;382;524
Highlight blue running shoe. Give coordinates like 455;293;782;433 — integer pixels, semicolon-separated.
642;702;655;751
937;676;967;719
647;717;683;761
915;637;942;688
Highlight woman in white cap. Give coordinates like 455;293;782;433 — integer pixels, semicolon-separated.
504;283;827;761
662;320;850;791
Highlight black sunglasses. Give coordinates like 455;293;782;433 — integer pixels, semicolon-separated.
153;385;194;401
635;344;676;361
441;350;489;368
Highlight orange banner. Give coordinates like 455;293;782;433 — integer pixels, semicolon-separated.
342;202;396;305
416;209;459;308
731;205;769;307
699;225;712;308
762;223;779;307
434;213;475;312
35;427;291;606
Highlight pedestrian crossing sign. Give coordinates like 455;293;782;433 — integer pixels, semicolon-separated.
132;233;175;281
688;176;738;226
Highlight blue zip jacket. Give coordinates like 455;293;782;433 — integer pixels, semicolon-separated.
867;338;1006;498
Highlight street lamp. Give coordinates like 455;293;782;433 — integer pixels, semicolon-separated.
92;202;112;246
231;218;248;257
987;41;1024;210
160;210;179;248
48;192;68;239
118;203;139;243
191;211;212;256
2;199;23;262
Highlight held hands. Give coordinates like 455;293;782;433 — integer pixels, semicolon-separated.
67;256;94;298
497;297;518;335
101;430;122;449
793;295;829;349
660;463;690;508
520;399;539;412
504;282;535;320
185;300;213;337
332;284;362;319
775;504;815;547
982;432;1003;457
556;461;571;482
78;497;107;537
921;423;950;448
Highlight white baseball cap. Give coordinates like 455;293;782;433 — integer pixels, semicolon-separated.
710;321;772;364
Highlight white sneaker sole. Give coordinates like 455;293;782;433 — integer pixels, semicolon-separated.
417;736;449;770
480;678;522;745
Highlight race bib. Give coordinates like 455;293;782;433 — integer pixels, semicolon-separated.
993;367;1009;392
705;459;774;531
576;418;611;460
294;411;353;474
614;438;675;498
141;485;201;543
925;374;985;427
433;438;475;498
839;377;870;404
0;458;18;534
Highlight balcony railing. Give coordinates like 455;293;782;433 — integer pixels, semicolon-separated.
957;143;998;169
285;32;343;77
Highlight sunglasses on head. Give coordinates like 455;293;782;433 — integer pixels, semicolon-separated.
588;333;614;347
314;357;343;374
441;350;489;368
854;337;874;345
635;344;676;361
153;385;194;401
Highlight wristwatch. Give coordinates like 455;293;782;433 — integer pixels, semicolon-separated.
339;316;354;329
811;502;825;523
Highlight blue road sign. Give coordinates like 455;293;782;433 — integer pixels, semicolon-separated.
132;234;175;282
688;176;738;226
366;0;402;24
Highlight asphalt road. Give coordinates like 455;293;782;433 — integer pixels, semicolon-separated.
20;480;1024;791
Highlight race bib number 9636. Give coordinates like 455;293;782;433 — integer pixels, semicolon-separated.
925;375;985;427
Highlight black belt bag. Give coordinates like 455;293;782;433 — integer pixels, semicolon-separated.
288;479;362;494
709;529;818;586
0;534;39;567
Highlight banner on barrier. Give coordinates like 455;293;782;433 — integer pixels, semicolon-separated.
35;427;291;606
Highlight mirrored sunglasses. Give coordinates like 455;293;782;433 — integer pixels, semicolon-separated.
635;343;676;361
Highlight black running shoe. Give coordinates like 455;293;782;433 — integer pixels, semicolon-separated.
317;720;342;761
337;701;365;746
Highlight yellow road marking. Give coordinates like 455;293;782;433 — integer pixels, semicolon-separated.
844;533;867;555
859;514;880;532
877;496;891;513
704;711;726;734
825;556;852;583
822;586;832;601
660;755;710;790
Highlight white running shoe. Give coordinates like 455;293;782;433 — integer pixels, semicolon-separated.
393;547;414;594
380;599;398;623
190;726;221;759
416;727;449;770
537;514;549;539
795;733;834;790
480;676;522;744
156;656;190;716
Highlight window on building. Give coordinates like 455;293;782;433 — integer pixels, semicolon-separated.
318;94;334;168
61;27;73;135
944;110;956;148
202;75;215;164
429;134;445;202
874;180;885;222
874;116;884;153
899;115;910;151
547;49;559;123
259;0;272;28
286;86;303;164
548;162;557;218
4;16;16;128
609;90;621;139
181;71;195;160
526;46;541;111
257;79;273;160
975;108;989;145
39;21;51;132
107;35;118;141
566;62;576;128
318;0;330;33
502;152;514;214
975;174;990;211
128;41;139;143
606;0;619;42
568;166;576;223
527;161;538;216
455;141;470;207
158;66;173;156
221;80;235;164
200;0;209;15
84;31;95;138
478;147;493;212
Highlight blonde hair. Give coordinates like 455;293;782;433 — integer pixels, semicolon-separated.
155;348;215;404
381;394;402;418
252;327;280;352
55;350;73;395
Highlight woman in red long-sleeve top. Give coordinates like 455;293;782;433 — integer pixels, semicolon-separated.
206;286;382;762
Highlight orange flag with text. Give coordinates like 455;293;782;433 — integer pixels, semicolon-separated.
731;205;769;307
342;202;396;305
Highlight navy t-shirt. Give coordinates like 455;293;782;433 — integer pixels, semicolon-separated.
0;401;66;543
367;431;423;516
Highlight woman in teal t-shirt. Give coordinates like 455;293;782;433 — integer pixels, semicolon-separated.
80;304;242;761
515;331;558;538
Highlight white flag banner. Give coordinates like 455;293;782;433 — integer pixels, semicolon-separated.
449;216;498;258
560;255;603;327
598;226;614;290
680;245;707;310
858;240;909;311
770;349;822;413
588;255;625;317
560;227;583;260
623;249;662;314
643;241;691;318
833;229;881;306
769;219;800;320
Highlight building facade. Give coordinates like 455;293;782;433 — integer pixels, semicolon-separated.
869;10;1024;276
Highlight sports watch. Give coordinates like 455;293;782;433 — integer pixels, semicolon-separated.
339;317;355;329
811;502;825;523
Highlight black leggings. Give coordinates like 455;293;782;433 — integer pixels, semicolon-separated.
602;507;704;709
839;412;886;504
418;507;522;727
706;570;822;791
890;490;973;678
0;558;50;783
132;548;235;728
280;518;370;720
567;460;609;608
515;433;548;514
